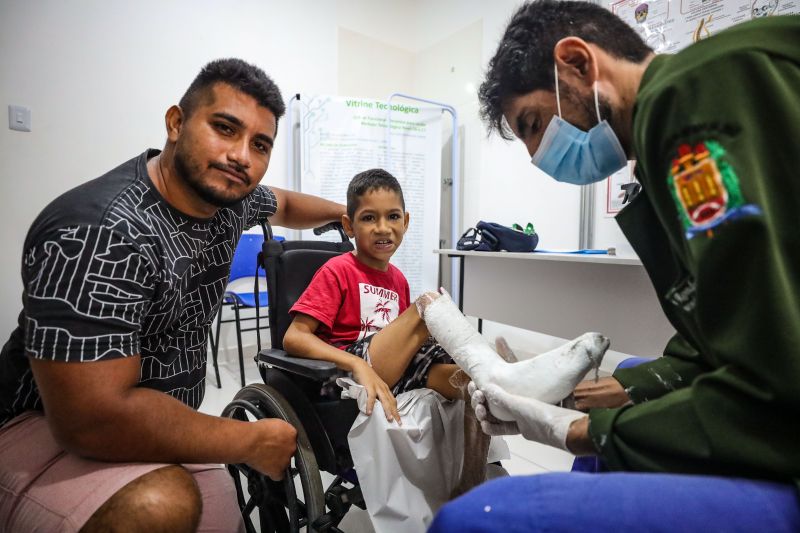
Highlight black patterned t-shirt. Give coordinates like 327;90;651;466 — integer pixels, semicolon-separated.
0;149;277;426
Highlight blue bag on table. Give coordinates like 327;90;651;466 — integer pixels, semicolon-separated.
457;221;538;252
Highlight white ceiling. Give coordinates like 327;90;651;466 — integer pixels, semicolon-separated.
335;0;493;52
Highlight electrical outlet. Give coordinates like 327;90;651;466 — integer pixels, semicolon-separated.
8;105;31;132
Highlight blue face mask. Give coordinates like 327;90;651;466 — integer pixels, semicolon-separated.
530;63;628;185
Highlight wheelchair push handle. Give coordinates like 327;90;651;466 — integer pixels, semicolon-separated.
312;222;341;235
260;220;350;243
313;222;350;242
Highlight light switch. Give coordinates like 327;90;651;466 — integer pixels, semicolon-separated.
8;105;31;132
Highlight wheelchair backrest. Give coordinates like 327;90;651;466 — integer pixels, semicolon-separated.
260;222;354;351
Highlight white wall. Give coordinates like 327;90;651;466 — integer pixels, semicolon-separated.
336;2;584;247
478;2;582;250
1;1;645;484
0;0;338;340
409;20;483;237
334;0;584;250
1;1;636;362
338;27;414;98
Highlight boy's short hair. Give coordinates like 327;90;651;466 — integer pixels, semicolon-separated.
179;58;286;132
346;168;405;219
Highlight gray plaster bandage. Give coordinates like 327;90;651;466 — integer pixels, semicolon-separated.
423;291;610;421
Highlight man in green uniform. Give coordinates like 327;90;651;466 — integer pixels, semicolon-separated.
430;1;800;530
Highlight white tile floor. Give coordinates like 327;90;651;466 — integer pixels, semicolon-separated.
200;351;583;532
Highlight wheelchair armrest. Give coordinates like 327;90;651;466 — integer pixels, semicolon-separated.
257;348;342;381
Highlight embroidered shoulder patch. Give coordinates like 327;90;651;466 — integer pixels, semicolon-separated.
667;140;761;239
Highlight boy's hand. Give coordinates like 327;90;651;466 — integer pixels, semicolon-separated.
352;359;401;425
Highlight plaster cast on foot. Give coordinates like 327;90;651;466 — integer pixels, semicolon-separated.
422;291;609;421
477;383;585;451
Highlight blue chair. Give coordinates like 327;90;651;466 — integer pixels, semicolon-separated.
209;233;284;388
430;355;800;532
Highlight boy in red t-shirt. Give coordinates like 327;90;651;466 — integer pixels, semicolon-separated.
284;169;459;422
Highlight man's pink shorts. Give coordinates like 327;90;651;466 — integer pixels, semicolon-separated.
0;411;244;532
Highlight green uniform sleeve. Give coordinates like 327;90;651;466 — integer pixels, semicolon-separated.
591;17;800;483
613;333;709;403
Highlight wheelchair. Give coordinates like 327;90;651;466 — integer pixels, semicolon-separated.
221;221;365;533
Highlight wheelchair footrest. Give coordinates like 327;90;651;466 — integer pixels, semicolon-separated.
326;482;365;513
257;348;341;381
312;480;365;532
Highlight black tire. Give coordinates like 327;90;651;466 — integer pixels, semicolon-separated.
221;383;325;533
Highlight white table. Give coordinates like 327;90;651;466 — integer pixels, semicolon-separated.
436;249;675;357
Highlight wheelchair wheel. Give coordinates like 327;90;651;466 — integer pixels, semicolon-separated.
222;384;325;533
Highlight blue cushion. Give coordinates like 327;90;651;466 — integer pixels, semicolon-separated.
227;291;268;308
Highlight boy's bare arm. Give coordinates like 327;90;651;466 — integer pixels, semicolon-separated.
284;314;400;422
283;314;365;371
30;356;296;480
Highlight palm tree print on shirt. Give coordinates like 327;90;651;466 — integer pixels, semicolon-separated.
356;283;400;341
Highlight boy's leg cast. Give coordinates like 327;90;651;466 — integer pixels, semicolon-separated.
419;290;610;420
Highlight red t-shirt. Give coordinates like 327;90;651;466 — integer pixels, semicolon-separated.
290;252;410;348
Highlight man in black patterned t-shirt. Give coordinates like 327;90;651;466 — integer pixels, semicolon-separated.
0;58;345;532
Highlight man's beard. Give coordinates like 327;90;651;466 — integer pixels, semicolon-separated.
174;146;250;209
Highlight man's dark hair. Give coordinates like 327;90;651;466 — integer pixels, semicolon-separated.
346;168;405;220
179;58;286;132
479;0;651;139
